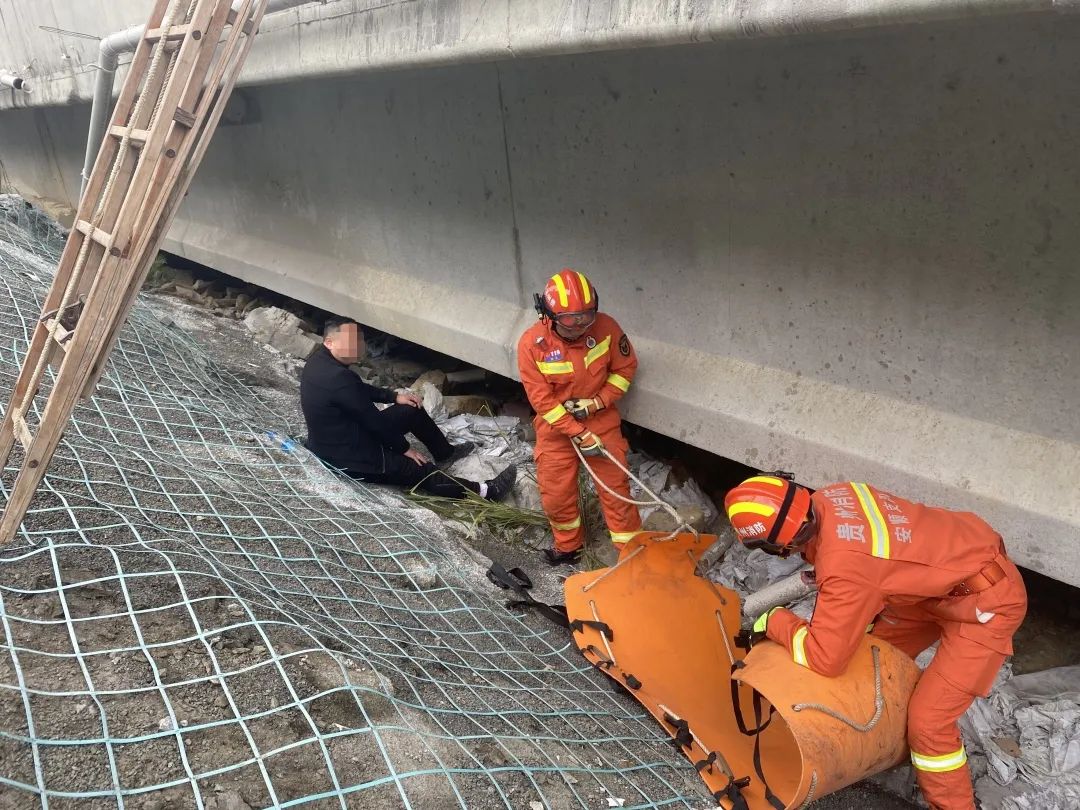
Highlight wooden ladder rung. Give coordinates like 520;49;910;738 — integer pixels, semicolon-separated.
74;220;116;251
226;8;257;35
173;108;197;128
12;415;33;452
144;23;201;43
43;319;74;349
109;125;150;146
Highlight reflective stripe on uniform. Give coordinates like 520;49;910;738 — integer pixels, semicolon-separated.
551;273;569;307
606;372;631;392
536;360;574;375
551;516;582;531
851;482;890;559
743;475;786;487
577;272;592;304
727;502;775;519
792;626;809;667
910;746;967;773
542;404;568;424
584;335;611;368
609;530;641;544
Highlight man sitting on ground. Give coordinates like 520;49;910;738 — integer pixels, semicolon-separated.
301;318;516;500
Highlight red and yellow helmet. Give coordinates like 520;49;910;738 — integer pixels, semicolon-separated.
724;473;813;554
535;269;599;329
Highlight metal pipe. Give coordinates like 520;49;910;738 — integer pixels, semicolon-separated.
79;0;313;201
0;73;32;93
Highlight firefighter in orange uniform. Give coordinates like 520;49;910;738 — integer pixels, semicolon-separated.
517;269;642;565
724;474;1027;810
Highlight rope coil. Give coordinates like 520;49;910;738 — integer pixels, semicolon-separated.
791;645;884;733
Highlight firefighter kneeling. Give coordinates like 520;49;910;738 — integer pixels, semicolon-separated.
724;474;1027;810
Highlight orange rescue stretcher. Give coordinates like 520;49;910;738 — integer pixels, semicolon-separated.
563;531;921;810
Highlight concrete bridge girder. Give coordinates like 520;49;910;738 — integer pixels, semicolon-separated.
0;3;1076;583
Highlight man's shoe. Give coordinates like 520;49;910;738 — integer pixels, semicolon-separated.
437;441;477;468
543;547;581;566
483;464;517;501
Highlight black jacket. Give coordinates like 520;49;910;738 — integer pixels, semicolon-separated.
300;346;404;470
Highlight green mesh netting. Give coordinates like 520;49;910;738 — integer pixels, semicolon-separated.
0;197;706;810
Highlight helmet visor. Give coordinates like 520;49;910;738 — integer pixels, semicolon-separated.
554;309;597;329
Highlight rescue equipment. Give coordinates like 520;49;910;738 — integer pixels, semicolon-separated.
564;531;921;809
534;268;599;328
724;473;813;555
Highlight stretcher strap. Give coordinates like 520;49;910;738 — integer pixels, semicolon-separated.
714;777;752;810
751;702;786;810
584;644;614;668
660;708;753;810
662;713;694;749
569;619;614;641
729;665;773;736
730;664;785;810
487;563;570;628
766;476;798;545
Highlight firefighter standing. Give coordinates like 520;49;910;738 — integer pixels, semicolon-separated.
517;269;642;565
724;474;1027;810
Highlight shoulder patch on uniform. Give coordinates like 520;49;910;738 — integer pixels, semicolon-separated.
619;334;631;356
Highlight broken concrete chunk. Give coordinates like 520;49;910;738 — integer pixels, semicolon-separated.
243;306;321;359
442;394;494;417
410;369;447;393
205;790;253;810
392;558;439;591
642;504;707;533
388;359;428;380
421;381;447;421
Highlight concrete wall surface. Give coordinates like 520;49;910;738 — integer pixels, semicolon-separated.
0;9;1078;583
0;0;1075;110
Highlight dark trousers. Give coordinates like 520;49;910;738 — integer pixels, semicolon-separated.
344;405;478;499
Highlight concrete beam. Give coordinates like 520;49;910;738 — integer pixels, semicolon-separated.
1;0;1076;111
1;12;1077;583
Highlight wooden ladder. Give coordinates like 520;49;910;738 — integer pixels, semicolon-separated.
0;0;271;544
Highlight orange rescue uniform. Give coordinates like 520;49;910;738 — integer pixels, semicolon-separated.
765;483;1027;810
517;313;642;553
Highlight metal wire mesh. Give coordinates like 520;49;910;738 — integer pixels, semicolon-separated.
0;198;708;810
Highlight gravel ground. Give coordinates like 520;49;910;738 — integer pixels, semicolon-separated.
0;201;927;810
0;232;711;810
124;294;921;810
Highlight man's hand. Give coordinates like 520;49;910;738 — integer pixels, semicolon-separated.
403;448;428;466
564;397;604;420
572;430;604;457
396;390;422;408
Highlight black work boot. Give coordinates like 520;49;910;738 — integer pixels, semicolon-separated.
437;441;477;468
483;464;517;501
543;547;581;566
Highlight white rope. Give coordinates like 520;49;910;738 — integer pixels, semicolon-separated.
589;600;616;666
791;645;884;733
580;545;644;593
714;609;737;668
571;440;696;542
797;771;819;809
